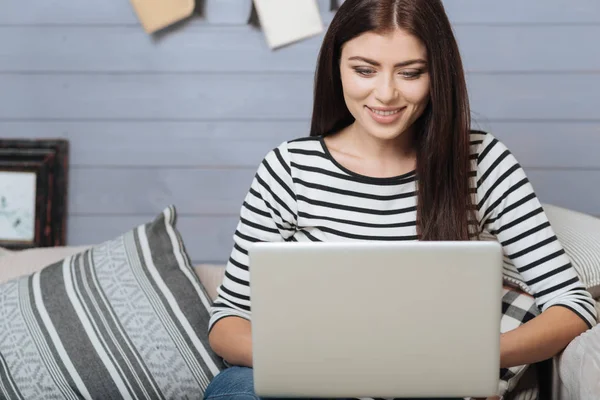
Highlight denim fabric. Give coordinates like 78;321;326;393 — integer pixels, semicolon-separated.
204;366;261;400
204;366;463;400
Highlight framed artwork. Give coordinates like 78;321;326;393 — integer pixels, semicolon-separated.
0;139;69;249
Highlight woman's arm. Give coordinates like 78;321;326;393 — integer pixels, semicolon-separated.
209;317;254;367
500;305;588;368
207;145;298;366
474;132;597;366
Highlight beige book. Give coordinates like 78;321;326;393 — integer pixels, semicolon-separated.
130;0;195;34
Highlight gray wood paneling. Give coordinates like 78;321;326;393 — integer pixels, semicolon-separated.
0;26;321;73
0;73;312;120
63;167;600;264
67;214;239;263
63;168;600;264
2;0;139;25
442;0;600;24
66;167;600;217
2;73;599;120
69;167;255;215
201;0;254;25
2;26;599;73
0;0;257;26
4;0;600;25
3;0;599;263
0;121;304;167
2;121;600;169
476;122;600;169
527;170;600;217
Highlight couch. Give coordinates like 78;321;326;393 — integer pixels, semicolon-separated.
1;203;599;400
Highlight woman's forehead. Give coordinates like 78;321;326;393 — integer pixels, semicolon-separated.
341;29;427;62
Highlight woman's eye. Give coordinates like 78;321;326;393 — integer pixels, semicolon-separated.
400;70;423;79
354;68;375;76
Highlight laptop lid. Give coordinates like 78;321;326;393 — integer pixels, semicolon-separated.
249;241;503;399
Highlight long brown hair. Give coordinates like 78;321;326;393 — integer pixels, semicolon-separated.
310;0;476;241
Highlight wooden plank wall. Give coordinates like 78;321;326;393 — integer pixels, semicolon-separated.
1;0;599;263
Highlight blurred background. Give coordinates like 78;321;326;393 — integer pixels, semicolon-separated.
1;0;599;264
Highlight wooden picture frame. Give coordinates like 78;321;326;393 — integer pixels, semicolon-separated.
0;139;69;249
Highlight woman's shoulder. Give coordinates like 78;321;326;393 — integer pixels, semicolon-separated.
469;129;525;190
264;136;321;154
256;135;323;175
469;129;495;149
260;136;324;163
469;129;512;161
286;135;323;151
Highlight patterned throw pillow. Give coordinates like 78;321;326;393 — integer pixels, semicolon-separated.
0;206;224;399
499;289;541;397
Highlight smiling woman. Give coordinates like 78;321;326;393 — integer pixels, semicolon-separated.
310;0;474;241
321;29;431;180
341;35;430;135
204;1;597;399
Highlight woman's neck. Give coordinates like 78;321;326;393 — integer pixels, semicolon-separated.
346;123;415;161
324;123;417;179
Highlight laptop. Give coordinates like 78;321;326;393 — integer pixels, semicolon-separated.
248;241;503;399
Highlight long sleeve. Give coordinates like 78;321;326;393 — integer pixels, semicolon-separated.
208;144;297;332
475;133;598;329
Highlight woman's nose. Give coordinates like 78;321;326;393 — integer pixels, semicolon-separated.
374;76;398;104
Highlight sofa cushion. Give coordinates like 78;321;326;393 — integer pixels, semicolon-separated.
0;206;224;399
502;203;600;299
0;246;13;259
0;245;91;284
0;247;226;300
193;264;225;301
556;316;600;399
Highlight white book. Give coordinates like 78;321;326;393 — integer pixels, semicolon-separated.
253;0;324;49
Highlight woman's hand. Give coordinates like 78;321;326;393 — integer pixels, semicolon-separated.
499;287;588;369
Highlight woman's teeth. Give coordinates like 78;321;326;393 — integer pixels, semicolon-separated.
369;108;401;116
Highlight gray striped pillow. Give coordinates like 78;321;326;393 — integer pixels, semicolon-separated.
0;206;225;399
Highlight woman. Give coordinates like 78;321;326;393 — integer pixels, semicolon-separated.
205;0;597;399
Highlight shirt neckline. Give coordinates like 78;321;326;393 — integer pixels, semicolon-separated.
317;136;417;184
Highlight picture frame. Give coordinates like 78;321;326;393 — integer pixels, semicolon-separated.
0;139;69;249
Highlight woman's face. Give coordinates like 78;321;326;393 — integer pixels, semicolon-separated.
339;28;431;142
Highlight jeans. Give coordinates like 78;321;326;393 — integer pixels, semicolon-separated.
203;366;463;400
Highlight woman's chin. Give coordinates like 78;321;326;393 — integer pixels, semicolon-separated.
360;121;411;142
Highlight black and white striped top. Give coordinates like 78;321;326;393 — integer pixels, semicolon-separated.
209;131;598;330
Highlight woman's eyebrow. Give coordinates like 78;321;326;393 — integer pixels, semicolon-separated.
347;56;427;68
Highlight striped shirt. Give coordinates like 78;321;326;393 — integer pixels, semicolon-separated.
209;131;598;330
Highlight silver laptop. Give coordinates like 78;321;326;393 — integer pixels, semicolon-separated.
248;241;503;399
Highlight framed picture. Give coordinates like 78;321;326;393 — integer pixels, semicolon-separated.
0;139;69;249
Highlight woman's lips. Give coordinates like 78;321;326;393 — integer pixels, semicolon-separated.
365;106;406;124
